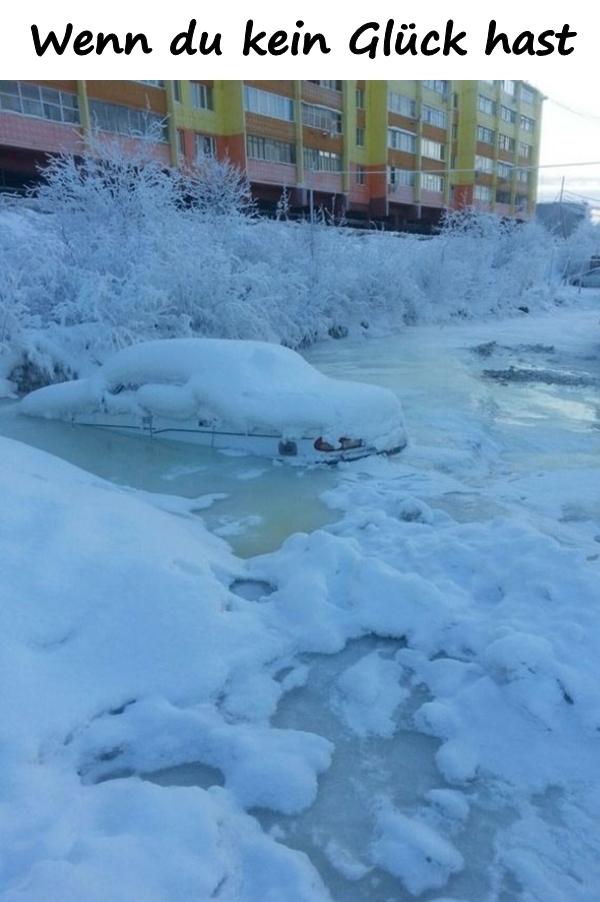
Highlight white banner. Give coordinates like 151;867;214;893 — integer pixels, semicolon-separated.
0;0;593;80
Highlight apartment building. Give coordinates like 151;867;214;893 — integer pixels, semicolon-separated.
453;81;543;220
0;80;543;229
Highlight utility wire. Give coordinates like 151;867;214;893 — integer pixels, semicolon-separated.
562;188;600;205
563;187;599;196
546;97;600;122
304;159;600;178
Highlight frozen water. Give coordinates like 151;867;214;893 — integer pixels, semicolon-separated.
246;640;523;902
2;305;600;901
307;306;600;546
230;578;277;601
0;402;336;557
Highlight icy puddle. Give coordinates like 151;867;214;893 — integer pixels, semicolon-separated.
306;311;600;481
0;401;336;557
264;644;521;902
306;308;600;539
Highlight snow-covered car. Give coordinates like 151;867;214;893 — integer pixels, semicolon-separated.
21;338;407;463
571;268;600;288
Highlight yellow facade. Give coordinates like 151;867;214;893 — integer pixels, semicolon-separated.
1;79;544;226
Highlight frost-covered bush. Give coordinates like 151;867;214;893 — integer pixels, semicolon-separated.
555;218;600;281
0;138;583;393
409;209;558;317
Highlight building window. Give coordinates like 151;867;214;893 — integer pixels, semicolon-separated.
356;126;365;146
422;80;448;96
195;134;217;161
308;80;342;91
303;147;342;172
388;167;415;187
246;135;295;164
477;125;496;145
302;103;342;134
356;87;365;108
173;81;181;103
0;80;79;124
501;80;516;97
356;166;366;185
422;173;444;192
243;86;294;121
478;95;496;116
190;82;214;111
422;104;447;129
388;128;417;153
500;105;516;124
521;85;535;105
475;154;494;174
520;115;535;133
515;194;529;208
388;92;416;118
474;184;494;202
177;129;185;158
136;80;164;87
499;133;516;152
421;138;445;161
88;99;167;141
519;142;532;159
496;190;511;204
497;161;513;179
516;168;529;184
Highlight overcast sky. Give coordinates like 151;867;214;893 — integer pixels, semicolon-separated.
535;76;600;213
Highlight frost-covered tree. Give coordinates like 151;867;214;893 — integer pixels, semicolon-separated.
0;136;571;394
275;187;290;222
556;217;600;282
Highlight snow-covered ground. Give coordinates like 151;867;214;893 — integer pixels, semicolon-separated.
1;302;600;901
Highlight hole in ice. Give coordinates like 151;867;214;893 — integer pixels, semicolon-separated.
92;761;225;790
471;340;498;358
96;745;124;762
140;761;225;789
471;341;556;359
94;767;135;784
108;698;136;716
229;578;277;601
483;366;599;388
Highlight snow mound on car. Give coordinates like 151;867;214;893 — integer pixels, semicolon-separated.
21;338;406;451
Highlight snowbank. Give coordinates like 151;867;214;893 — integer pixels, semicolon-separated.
0;436;335;901
20;338;406;451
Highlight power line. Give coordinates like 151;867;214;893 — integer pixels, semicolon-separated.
562;189;600;206
546;97;600;123
304;159;600;179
